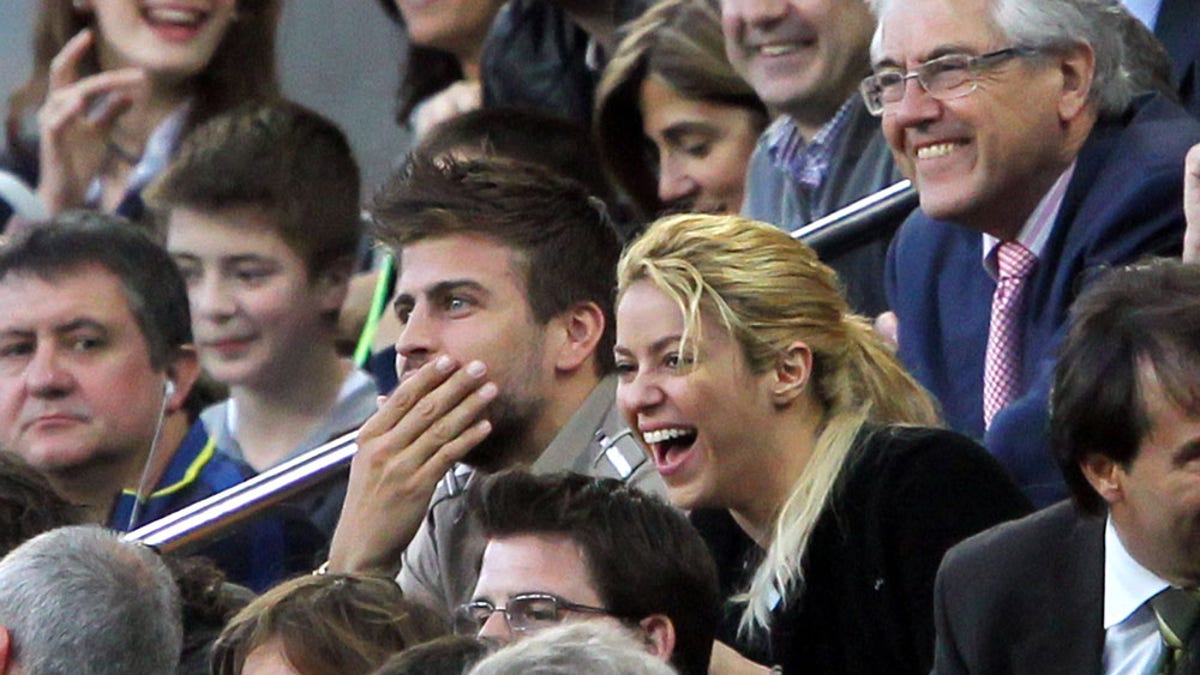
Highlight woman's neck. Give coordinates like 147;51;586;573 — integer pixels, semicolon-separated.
730;400;825;548
230;346;353;471
109;77;190;150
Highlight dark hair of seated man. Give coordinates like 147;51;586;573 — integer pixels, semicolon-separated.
469;470;719;675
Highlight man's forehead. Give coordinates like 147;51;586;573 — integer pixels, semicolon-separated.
397;234;528;293
0;267;135;330
875;0;1003;63
475;534;597;600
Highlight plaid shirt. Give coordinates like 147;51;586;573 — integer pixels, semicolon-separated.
765;97;857;191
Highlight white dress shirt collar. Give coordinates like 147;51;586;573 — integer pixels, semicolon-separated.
1105;515;1171;628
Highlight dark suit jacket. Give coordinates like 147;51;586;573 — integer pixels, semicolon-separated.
1156;0;1200;117
932;501;1106;675
886;94;1200;507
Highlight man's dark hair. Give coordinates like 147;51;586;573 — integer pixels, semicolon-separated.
147;101;363;276
1052;259;1200;514
0;451;81;557
471;471;720;675
416;107;616;208
372;156;624;373
0;215;191;371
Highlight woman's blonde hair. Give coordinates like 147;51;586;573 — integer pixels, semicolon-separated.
616;213;940;634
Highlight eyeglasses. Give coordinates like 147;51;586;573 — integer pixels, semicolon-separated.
454;593;622;635
860;47;1040;116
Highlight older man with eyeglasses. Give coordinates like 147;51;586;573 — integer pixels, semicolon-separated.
871;0;1200;508
457;470;720;675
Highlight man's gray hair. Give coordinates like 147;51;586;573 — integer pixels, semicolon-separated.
0;525;183;675
870;0;1138;117
467;623;678;675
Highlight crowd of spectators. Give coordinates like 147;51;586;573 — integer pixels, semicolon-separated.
1;0;1200;673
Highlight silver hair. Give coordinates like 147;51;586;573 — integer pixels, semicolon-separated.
467;623;678;675
0;525;183;675
869;0;1137;117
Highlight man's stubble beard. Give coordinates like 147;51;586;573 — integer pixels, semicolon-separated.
461;391;547;474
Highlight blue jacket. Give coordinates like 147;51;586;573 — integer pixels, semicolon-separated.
110;422;323;591
886;94;1200;507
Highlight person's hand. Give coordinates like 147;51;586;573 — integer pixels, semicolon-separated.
1184;143;1200;263
709;641;773;674
411;79;482;140
327;354;496;576
36;29;146;215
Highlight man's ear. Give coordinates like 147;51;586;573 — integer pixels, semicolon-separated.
771;341;813;406
1080;453;1125;506
638;614;676;663
313;256;355;316
551;302;605;373
165;346;202;414
1056;42;1096;122
0;625;14;674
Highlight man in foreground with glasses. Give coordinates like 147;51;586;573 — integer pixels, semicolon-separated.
458;470;720;675
870;0;1200;507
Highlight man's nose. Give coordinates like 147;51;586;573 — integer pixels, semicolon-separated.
476;609;514;644
25;344;74;398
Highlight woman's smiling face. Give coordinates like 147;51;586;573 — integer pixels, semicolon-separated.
87;0;239;83
614;279;775;511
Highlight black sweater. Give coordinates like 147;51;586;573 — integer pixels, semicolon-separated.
692;426;1032;674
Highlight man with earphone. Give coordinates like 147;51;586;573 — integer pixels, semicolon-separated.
0;216;320;591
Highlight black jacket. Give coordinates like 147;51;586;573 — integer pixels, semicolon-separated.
693;426;1032;674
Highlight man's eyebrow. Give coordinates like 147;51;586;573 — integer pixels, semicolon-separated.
924;43;986;60
56;319;108;333
394;279;489;312
873;43;986;70
427;279;488;297
0;318;109;337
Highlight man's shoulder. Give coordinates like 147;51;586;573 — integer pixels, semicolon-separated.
941;501;1098;586
1072;94;1200;207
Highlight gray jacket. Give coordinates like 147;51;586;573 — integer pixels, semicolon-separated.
742;95;902;316
397;376;665;618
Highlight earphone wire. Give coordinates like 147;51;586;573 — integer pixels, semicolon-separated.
127;384;172;531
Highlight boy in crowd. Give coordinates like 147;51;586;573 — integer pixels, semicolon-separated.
147;102;375;537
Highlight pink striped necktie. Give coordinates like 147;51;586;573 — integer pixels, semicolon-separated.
983;242;1038;429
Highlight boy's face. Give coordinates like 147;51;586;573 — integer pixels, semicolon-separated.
166;206;347;391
